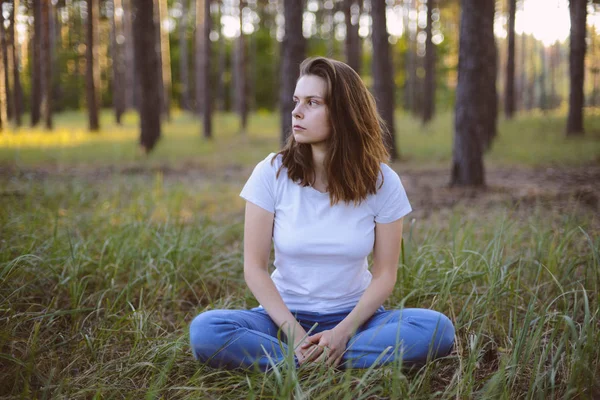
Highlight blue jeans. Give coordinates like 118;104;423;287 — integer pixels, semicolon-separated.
189;307;455;371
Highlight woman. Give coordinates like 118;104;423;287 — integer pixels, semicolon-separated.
190;57;454;371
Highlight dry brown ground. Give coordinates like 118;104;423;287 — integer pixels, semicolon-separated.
1;162;599;228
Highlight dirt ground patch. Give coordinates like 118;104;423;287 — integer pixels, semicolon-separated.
1;162;599;227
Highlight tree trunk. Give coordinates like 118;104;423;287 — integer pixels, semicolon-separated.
111;0;126;124
451;0;494;187
216;0;226;111
504;0;516;118
343;0;361;74
31;0;42;126
566;0;587;136
158;0;172;120
41;0;53;130
198;0;212;139
9;0;22;126
0;15;7;130
86;0;100;131
132;0;161;152
482;0;497;149
422;0;436;124
179;0;190;111
237;0;248;133
195;0;203;116
371;0;398;160
0;8;11;122
280;0;306;146
123;0;136;111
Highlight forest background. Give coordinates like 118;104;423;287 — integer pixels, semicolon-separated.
0;0;599;398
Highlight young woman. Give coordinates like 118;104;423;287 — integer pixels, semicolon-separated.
190;57;454;371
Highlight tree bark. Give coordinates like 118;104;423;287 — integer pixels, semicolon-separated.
123;0;136;110
86;0;100;131
1;8;11;122
111;0;126;124
237;0;248;133
422;0;436;124
504;0;516;118
566;0;587;136
195;0;203;116
279;0;306;146
0;13;6;131
31;0;42;126
371;0;398;160
343;0;362;74
41;0;53;130
198;0;212;138
9;0;22;127
158;0;172;120
451;0;494;187
179;0;190;111
132;0;161;152
216;0;226;111
482;0;497;149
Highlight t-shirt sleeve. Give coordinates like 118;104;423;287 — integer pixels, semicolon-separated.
239;153;277;213
374;165;412;223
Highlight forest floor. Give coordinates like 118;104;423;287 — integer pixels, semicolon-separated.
1;110;599;398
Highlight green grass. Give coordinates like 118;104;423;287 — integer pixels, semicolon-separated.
1;109;599;398
1;108;599;168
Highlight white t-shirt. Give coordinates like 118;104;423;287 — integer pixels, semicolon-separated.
240;153;412;313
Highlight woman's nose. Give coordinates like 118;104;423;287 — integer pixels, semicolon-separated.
292;104;303;119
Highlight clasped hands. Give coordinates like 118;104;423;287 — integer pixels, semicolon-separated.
294;328;351;367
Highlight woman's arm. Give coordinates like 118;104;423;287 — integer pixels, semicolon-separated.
303;217;404;365
243;202;313;358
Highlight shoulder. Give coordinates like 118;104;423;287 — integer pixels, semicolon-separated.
377;163;402;192
256;152;283;173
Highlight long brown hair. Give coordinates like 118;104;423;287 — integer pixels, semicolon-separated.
274;57;390;205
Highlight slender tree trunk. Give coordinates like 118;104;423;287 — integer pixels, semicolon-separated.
422;0;436;124
1;8;11;122
111;0;126;124
371;0;398;160
402;1;412;111
539;45;548;110
0;16;7;130
179;0;190;111
86;0;100;131
31;0;42;126
280;0;306;146
504;0;516;118
343;0;361;74
200;0;212;138
237;0;248;133
483;0;497;149
41;0;53;130
158;0;172;120
123;0;136;110
519;26;526;111
133;0;161;151
195;0;203;116
9;0;22;126
451;0;494;187
217;0;226;111
566;0;587;136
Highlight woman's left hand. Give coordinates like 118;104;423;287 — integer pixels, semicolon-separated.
300;328;351;367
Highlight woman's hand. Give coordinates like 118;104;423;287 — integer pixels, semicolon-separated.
300;328;352;367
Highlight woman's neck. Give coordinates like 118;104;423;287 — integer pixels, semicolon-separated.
311;144;327;188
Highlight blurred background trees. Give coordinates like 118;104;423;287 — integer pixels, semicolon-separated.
0;0;598;181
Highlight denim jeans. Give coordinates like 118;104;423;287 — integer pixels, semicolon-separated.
189;306;455;371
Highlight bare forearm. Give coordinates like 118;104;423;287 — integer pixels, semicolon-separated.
244;267;307;344
336;271;397;336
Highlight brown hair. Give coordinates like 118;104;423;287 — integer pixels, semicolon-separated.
274;56;390;205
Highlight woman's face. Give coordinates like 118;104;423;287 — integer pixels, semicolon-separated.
291;75;331;146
